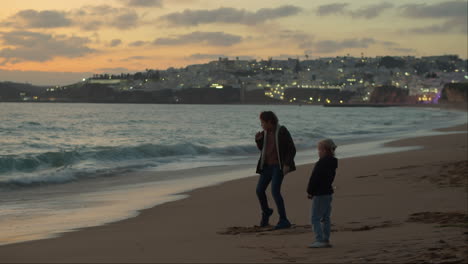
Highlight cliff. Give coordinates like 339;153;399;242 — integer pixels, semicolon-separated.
369;85;409;104
0;82;45;101
440;83;468;103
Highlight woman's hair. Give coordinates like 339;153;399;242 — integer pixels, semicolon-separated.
318;138;337;156
259;111;278;125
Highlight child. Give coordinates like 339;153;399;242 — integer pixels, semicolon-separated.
307;139;338;248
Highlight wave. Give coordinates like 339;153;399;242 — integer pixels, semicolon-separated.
24;121;42;126
0;142;258;188
0;163;155;189
0;143;255;173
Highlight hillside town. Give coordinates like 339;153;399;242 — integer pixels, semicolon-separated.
1;55;467;104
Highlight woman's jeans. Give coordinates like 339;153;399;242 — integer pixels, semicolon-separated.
311;194;333;242
256;164;288;220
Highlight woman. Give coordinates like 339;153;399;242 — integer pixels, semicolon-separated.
255;111;296;229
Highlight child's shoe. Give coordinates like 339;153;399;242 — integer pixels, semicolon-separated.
308;241;332;248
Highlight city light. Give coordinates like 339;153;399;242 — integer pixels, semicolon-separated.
15;54;464;105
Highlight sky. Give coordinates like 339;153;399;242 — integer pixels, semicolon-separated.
0;0;467;85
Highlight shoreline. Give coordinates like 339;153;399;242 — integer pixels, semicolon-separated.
0;123;466;263
2;101;467;110
1;115;466;247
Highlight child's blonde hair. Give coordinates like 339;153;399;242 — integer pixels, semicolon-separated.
318;138;337;156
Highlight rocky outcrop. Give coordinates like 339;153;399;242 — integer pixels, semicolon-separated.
369;85;409;103
0;82;44;101
440;83;468;103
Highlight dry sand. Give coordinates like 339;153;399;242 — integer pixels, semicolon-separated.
0;124;466;263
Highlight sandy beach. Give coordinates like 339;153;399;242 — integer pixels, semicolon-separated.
0;123;466;263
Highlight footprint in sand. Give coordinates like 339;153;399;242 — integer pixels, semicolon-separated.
218;224;314;236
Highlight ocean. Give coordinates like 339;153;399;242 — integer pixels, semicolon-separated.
0;103;466;245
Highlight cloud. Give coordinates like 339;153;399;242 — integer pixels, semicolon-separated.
0;31;96;64
312;38;376;53
119;0;163;7
154;31;242;46
316;3;349;16
278;30;314;49
389;47;416;54
95;67;131;73
160;5;302;26
316;2;393;19
71;5;141;30
121;56;151;61
406;17;467;34
373;40;416;54
1;5;145;31
1;9;72;28
400;0;467;19
350;2;394;19
112;12;140;29
400;1;467;35
188;53;226;60
381;41;398;47
128;40;150;47
0;69;94;86
109;39;122;47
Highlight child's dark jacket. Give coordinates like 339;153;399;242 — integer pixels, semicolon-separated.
307;156;338;196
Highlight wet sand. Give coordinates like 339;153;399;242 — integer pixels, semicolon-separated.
0;124;466;263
